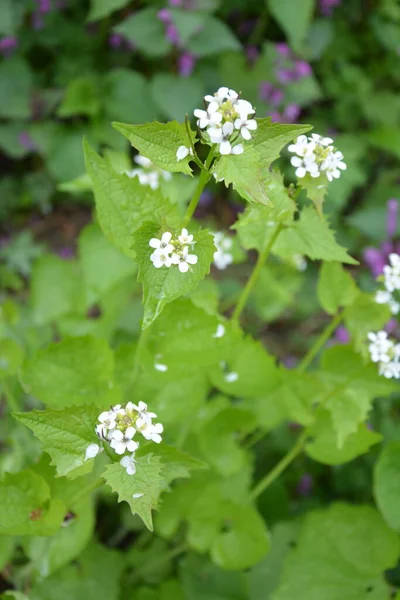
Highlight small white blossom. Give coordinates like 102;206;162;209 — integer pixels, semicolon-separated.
176;145;193;161
288;134;346;181
126;155;172;189
225;371;239;383
213;324;226;338
213;231;233;270
178;228;194;246
110;427;137;455
120;452;138;476
194;87;256;156
139;421;164;444
85;443;102;461
149;231;174;253
368;331;400;379
171;246;198;273
148;229;198;273
150;249;172;269
374;253;400;315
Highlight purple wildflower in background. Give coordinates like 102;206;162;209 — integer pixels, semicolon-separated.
294;60;312;78
157;8;171;23
36;0;52;14
270;88;284;106
276;42;290;57
283;103;301;122
168;0;183;5
166;23;180;45
268;111;282;123
364;199;400;276
178;52;196;77
0;36;18;57
58;248;74;260
276;68;295;85
335;326;350;344
297;473;314;497
320;0;341;15
18;132;37;152
109;33;123;48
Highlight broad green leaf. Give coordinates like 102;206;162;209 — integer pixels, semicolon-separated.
22;336;120;409
31;255;84;325
317;262;358;315
208;335;280;398
306;410;382;465
150;74;204;123
114;8;171;57
0;338;24;378
186;16;240;56
0;0;18;36
253;119;312;163
267;0;315;51
133;223;215;329
29;542;124;600
104;455;164;531
57;77;100;118
14;405;100;478
0;470;64;535
139;444;206;484
78;223;136;305
211;501;270;570
169;8;208;45
198;406;256;476
374;442;400;532
344;292;391;352
273;503;399;600
113;120;197;176
179;554;248;600
299;172;329;215
274;206;358;264
0;58;33;119
88;0;130;21
103;69;157;124
84;140;172;258
252;264;303;323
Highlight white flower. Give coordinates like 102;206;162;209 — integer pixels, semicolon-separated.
139;421;164;444
288;134;346;182
176;145;193;161
376;290;400;315
213;231;233;270
85;443;102;461
120;452;138;475
95;424;111;441
129;401;157;420
225;371;239;383
150;250;172;268
368;331;392;363
126;155;172;189
149;231;174;253
110;427;137;455
171;246;198;273
212;324;225;338
234;115;257;141
178;228;194;245
383;253;400;293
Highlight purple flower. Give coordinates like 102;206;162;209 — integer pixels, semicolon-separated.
276;68;295;85
36;0;52;14
268;110;282;123
283;103;301;122
166;23;180;45
270;88;284;107
32;12;45;29
320;0;341;15
387;198;398;239
0;36;18;57
335;326;350;344
297;473;313;497
386;319;398;335
294;60;312;78
108;33;123;48
157;8;171;24
18;132;37;152
58;248;74;260
276;42;291;57
178;51;196;77
363;247;386;277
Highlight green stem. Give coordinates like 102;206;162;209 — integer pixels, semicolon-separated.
232;223;284;322
181;148;214;227
132;326;150;384
250;430;308;500
1;379;20;413
297;310;345;373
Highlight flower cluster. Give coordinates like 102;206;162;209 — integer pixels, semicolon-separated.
368;331;400;379
375;253;400;315
126;155;172;190
85;402;163;476
149;229;198;273
288;134;347;182
213;231;233;270
194;87;257;156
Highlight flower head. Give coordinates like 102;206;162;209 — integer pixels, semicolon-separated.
120;453;138;475
288;134;346;181
213;231;233;270
149;229;198;273
368;331;400;379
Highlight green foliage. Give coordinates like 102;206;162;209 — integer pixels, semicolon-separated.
14;405;100;478
317;262;358;314
374;442;400;532
267;0;315;51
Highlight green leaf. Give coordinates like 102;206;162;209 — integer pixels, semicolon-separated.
198;406;256;476
252;264;303;323
211;501;270;571
169;8;208;46
374;442;400;532
133;223;215;329
274;206;358;264
84;140;171;258
103;69;158;124
0;338;24;378
31;255;85;325
267;0;315;51
274;503;399;600
150;74;204;123
317;262;358;315
0;470;64;535
140;445;207;484
0;0;19;36
22;336;120;409
253;119;312;163
14;405;100;478
88;0;130;21
114;8;171;57
104;455;164;531
344;292;391;352
0;58;33;119
57;77;100;118
113;120;197;176
306;409;382;465
186;16;240;56
0;536;15;571
78;223;136;305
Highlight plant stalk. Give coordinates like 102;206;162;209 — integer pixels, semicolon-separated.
297;310;345;373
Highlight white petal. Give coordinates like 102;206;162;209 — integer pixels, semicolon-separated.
176;145;189;161
161;232;172;244
194;109;207;119
127;463;136;475
85;444;100;461
246;119;257;131
241;126;252;141
127;439;139;452
120;456;130;468
125;426;136;439
222;121;234;136
152;433;162;444
232;144;244;155
178;261;189;273
219;140;232;155
185;253;198;265
149;238;161;249
112;430;124;441
115;442;126;455
290;156;303;167
295;167;306;178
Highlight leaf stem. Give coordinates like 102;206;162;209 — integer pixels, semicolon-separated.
296;310;345;373
132;326;150;384
232;223;284;322
181;147;215;227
